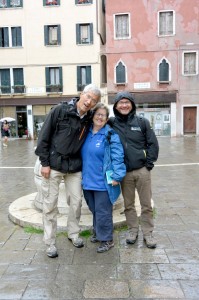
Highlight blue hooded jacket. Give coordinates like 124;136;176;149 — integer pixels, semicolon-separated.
81;124;126;204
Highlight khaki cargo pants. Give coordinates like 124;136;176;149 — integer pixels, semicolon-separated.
42;169;82;246
121;166;154;236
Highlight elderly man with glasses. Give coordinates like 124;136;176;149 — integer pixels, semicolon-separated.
35;84;101;257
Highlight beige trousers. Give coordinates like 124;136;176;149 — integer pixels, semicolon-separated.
121;167;154;236
42;169;82;246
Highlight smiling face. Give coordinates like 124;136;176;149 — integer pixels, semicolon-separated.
93;108;108;129
77;91;100;116
115;98;133;115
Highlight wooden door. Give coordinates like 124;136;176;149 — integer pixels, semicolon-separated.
183;107;196;134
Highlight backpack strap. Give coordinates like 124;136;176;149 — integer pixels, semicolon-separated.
108;117;115;127
136;115;146;136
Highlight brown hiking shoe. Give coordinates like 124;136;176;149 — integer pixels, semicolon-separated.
126;231;138;244
144;234;157;249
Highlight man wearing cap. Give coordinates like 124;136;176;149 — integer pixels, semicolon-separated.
109;91;159;248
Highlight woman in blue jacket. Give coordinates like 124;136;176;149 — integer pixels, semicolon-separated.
81;103;126;253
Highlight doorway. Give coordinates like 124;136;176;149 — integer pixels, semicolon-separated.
183;107;196;134
16;106;27;137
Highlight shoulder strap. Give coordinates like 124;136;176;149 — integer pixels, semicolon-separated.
108;117;115;127
136;115;146;136
107;131;112;143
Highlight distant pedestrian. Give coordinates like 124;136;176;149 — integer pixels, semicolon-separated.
81;103;126;253
35;84;101;258
109;91;159;248
1;120;10;147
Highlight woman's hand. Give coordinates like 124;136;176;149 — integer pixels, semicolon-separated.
112;180;119;186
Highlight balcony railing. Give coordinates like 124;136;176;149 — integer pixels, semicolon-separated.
12;85;25;93
0;85;11;94
46;84;62;93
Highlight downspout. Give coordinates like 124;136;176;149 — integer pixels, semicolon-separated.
96;0;105;45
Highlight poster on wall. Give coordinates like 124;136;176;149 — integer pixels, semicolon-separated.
163;114;170;123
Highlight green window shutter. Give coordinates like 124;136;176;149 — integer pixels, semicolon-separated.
90;23;93;44
7;0;11;7
17;27;22;46
76;24;80;44
45;67;50;92
20;0;23;7
57;25;61;45
11;27;17;46
59;67;63;91
77;66;81;91
57;0;60;4
1;69;11;93
1;27;9;47
44;26;48;45
43;0;46;6
0;29;3;47
13;68;24;85
86;66;91;84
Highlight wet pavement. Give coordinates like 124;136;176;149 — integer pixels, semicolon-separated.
0;136;199;300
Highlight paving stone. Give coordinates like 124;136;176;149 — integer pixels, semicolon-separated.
158;263;199;280
117;263;161;280
129;280;184;298
83;280;129;298
0;250;35;265
165;248;199;263
180;280;199;298
0;280;28;300
119;248;169;264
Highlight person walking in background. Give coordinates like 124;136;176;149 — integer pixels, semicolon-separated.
109;91;159;248
81;103;126;253
35;84;101;258
1;120;10;147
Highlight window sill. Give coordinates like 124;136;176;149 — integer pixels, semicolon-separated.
158;81;171;84
115;83;127;86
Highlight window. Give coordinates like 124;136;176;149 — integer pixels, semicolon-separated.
45;67;63;93
183;51;198;76
75;0;92;4
115;61;126;84
44;25;61;46
77;66;91;91
76;24;93;45
0;0;23;8
0;26;22;47
114;14;130;39
158;11;175;36
0;68;24;94
158;58;170;82
43;0;60;6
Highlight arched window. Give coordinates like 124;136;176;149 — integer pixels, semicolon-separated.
115;61;126;84
158;58;171;82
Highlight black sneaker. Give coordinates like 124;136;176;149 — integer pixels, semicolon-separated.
97;240;114;253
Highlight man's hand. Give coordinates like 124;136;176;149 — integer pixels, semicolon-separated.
41;166;51;179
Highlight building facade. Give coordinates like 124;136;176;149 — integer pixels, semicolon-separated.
105;0;199;136
0;0;106;138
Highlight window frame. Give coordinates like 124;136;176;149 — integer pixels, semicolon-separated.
0;0;23;8
115;60;127;85
77;65;91;91
114;13;131;40
76;23;93;45
0;67;24;94
157;57;171;83
182;51;198;76
45;66;63;93
0;26;22;47
44;25;61;46
158;10;175;37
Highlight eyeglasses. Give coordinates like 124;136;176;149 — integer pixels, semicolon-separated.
117;100;131;106
95;113;107;119
85;93;99;105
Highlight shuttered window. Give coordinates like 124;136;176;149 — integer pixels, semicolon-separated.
45;67;63;92
13;68;24;93
76;23;93;44
159;11;174;36
0;26;22;47
115;14;130;39
44;25;61;46
77;66;91;91
0;69;11;94
0;0;23;8
183;52;197;75
11;27;22;46
0;27;9;47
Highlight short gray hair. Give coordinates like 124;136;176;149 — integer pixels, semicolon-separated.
92;103;109;118
83;84;101;98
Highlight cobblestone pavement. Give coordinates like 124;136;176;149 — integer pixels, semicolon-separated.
0;137;199;300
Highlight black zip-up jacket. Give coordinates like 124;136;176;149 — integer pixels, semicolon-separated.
109;93;159;172
35;98;92;173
